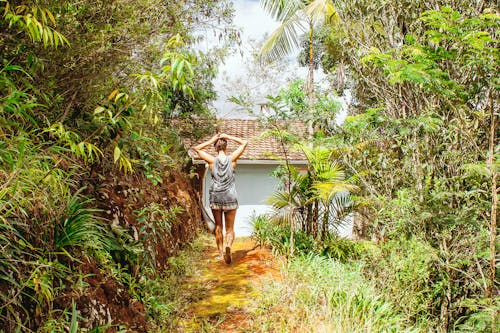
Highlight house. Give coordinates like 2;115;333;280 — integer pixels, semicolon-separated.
188;118;308;236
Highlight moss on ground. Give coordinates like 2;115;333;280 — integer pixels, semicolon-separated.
178;236;279;332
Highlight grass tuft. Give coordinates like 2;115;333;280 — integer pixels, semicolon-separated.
249;255;419;332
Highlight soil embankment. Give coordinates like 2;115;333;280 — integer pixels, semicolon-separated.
66;167;202;331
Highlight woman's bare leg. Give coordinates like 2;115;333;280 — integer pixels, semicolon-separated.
212;209;224;257
224;209;237;249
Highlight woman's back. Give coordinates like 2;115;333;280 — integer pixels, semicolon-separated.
192;133;247;264
210;154;238;210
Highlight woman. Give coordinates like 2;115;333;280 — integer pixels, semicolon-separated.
193;133;248;264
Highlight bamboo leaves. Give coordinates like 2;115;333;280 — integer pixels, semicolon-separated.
160;34;196;99
44;123;103;163
2;1;69;48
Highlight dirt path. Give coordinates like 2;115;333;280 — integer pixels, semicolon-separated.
178;237;280;332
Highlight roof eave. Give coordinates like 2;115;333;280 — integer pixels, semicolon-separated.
191;158;308;165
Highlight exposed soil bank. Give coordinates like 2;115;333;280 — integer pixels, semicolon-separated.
60;167;203;331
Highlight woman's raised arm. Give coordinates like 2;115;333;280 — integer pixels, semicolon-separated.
220;133;248;162
192;134;219;164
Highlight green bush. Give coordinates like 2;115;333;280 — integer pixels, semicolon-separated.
252;214;365;260
362;238;440;327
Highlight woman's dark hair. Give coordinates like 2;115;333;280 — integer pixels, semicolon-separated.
214;138;227;152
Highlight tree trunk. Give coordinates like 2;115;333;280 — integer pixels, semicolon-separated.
487;89;498;322
285;157;295;258
289;206;295;257
306;202;312;233
321;201;330;241
312;199;319;238
307;20;315;138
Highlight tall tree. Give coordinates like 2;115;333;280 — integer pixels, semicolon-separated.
258;0;337;136
322;2;499;329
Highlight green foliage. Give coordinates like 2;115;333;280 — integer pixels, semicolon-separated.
133;34;198;120
454;297;500;332
252;214;364;260
265;140;358;244
258;0;337;63
2;1;70;48
45;123;103;163
251;1;499;330
0;0;236;330
362;6;498;102
137;235;208;331
254;79;341;131
160;34;196;99
364;238;439;323
55;190;110;251
250;253;415;332
319;2;499;330
134;203;184;271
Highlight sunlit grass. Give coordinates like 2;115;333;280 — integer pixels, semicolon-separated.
249;254;420;333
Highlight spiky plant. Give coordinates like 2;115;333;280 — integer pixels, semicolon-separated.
54;189;110;251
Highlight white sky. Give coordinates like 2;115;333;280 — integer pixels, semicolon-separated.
211;0;281;118
233;0;279;40
203;0;347;121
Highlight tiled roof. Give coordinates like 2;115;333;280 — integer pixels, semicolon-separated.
188;118;307;163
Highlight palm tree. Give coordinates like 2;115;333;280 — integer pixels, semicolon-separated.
267;145;358;251
302;145;358;239
259;0;337;135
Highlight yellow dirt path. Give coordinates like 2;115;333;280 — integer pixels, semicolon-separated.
179;237;280;332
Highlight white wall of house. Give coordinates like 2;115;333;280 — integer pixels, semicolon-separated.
201;162;354;238
202;163;280;236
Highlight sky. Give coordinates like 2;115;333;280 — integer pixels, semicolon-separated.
203;0;349;122
211;0;276;118
233;0;278;40
210;0;305;118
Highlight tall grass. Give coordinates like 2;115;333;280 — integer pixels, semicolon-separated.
55;190;111;251
138;234;210;332
251;214;426;332
252;214;499;332
250;255;419;333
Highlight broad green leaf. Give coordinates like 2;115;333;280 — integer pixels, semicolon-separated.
93;106;105;114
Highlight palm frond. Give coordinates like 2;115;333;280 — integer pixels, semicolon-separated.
266;189;297;209
304;0;339;25
270;206;294;227
258;14;305;64
329;193;355;229
313;182;358;200
317;167;345;182
260;0;305;21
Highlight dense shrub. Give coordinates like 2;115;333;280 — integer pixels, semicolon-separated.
252;214;366;261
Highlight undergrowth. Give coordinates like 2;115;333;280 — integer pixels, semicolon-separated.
249;254;418;332
251;215;499;332
252;214;366;260
140;233;211;332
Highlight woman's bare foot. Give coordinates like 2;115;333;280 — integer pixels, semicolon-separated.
215;250;224;262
